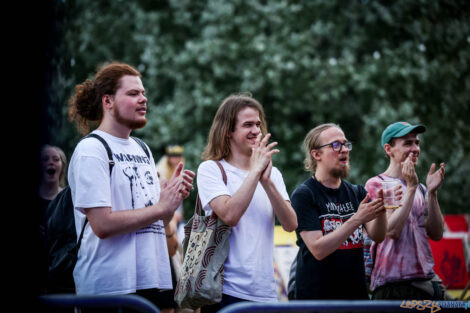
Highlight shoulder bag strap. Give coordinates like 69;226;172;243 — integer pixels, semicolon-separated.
195;160;227;216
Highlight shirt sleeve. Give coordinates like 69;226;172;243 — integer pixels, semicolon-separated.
291;184;321;233
364;177;382;201
196;161;231;215
271;166;290;201
71;140;112;213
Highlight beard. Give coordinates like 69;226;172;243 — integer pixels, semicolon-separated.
114;105;147;130
330;164;350;179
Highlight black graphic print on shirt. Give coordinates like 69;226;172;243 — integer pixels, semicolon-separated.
113;151;162;235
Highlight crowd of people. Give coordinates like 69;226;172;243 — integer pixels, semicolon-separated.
39;61;450;312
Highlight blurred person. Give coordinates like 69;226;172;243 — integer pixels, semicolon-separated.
365;121;448;300
156;144;185;226
67;61;195;312
38;144;68;294
196;94;297;312
38;144;67;235
156;145;186;313
291;123;387;299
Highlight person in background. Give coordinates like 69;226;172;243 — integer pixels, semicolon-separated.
365;121;448;300
38;144;68;294
156;144;186;313
156;144;185;227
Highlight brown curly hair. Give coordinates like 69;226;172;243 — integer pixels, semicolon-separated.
68;62;141;135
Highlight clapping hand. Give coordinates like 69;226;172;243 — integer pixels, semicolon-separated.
250;133;279;176
426;162;445;194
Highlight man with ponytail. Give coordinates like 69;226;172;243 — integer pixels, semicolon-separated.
196;94;297;312
67;62;195;311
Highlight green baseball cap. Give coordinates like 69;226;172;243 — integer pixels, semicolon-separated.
381;121;426;148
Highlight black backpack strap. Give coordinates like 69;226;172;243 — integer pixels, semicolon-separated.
84;133;115;175
77;218;88;249
131;136;150;159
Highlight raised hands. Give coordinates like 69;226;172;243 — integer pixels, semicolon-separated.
426;162;445;194
401;153;419;188
354;193;385;224
158;162;195;223
250;133;279;177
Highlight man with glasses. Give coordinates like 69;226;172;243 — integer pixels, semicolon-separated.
364;121;447;300
291;123;387;299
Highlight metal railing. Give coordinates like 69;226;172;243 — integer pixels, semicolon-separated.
39;294;161;313
217;300;429;313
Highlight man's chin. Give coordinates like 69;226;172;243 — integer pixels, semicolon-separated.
331;166;350;179
129;119;147;130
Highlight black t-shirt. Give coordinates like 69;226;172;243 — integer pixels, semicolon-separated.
291;177;369;300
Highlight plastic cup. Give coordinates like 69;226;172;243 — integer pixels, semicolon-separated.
382;180;400;210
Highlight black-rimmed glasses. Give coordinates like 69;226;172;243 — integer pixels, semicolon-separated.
315;141;352;152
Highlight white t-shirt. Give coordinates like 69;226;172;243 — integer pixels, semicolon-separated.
68;130;171;295
196;159;289;302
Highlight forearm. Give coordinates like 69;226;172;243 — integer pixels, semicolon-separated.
426;191;444;240
85;202;170;239
305;217;362;260
365;213;387;243
165;220;179;257
213;170;261;226
262;179;297;232
386;186;417;239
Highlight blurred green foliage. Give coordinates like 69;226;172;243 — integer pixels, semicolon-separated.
45;0;470;218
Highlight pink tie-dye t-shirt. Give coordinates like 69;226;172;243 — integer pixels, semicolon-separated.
365;174;435;291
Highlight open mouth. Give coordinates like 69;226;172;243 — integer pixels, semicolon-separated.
46;168;56;176
339;156;349;164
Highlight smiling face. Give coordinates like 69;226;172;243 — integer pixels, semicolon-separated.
313;126;350;178
385;132;421;165
108;75;147;130
228;107;262;157
41;146;63;184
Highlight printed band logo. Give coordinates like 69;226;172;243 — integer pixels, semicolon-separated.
321;217;363;249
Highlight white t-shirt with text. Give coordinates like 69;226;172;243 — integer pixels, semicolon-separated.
68;130;171;295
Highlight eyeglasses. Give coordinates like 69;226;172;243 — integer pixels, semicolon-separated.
315;141;352;152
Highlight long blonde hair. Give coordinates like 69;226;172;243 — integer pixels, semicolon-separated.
202;93;267;161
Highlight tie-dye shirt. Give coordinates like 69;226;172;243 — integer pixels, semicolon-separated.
365;174;435;291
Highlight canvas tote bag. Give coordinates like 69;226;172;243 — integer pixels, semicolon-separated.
174;161;231;309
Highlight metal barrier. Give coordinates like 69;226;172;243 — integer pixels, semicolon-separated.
217;300;430;313
39;294;161;313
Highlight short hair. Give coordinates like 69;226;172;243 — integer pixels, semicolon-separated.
68;62;141;135
41;145;68;187
303;123;341;174
202;93;267;161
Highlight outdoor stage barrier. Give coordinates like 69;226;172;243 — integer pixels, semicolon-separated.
39;294;161;313
39;294;470;313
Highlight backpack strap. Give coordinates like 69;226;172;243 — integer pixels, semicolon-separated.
85;133;115;175
131;136;150;159
77;132;117;245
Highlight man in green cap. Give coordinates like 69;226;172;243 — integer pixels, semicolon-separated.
364;121;448;300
